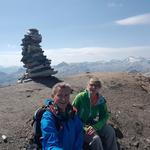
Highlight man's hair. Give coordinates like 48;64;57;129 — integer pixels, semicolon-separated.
51;82;73;98
88;77;102;88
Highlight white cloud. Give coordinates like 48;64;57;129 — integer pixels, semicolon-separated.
0;46;150;67
44;46;150;65
116;13;150;25
0;51;22;67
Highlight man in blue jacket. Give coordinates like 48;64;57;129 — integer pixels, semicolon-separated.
41;82;83;150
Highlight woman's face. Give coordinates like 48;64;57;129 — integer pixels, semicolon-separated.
53;87;71;111
87;82;100;95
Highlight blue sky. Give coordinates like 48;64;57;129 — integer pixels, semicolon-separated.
0;0;150;66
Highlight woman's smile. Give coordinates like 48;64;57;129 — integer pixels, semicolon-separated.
59;100;67;104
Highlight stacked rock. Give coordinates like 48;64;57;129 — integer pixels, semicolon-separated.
21;28;57;78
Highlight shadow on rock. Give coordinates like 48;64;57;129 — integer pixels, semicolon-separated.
32;76;62;88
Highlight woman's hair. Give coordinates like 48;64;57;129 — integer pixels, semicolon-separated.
51;82;73;98
88;77;102;88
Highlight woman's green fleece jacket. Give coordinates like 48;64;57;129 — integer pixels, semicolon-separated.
72;90;109;131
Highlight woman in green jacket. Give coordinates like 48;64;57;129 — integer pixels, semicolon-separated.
72;78;118;150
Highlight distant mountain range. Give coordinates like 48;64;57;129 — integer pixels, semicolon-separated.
0;67;25;86
54;56;150;77
0;56;150;86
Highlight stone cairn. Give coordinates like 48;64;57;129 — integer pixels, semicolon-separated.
20;28;57;80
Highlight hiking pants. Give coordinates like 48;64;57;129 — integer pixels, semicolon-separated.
84;124;118;150
84;133;103;150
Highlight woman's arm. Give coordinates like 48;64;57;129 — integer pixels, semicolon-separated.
92;103;109;131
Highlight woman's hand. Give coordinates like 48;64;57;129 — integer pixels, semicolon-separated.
86;126;96;135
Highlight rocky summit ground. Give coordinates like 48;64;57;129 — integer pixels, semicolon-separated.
0;72;150;150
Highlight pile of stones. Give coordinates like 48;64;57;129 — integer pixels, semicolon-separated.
20;28;57;79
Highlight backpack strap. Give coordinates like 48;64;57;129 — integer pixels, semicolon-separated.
66;103;77;119
31;99;53;127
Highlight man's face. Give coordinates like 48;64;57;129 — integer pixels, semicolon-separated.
53;87;71;110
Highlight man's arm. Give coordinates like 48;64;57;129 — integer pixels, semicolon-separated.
41;111;63;150
74;115;83;150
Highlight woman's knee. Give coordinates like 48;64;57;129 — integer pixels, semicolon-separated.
90;135;103;150
93;135;101;143
101;124;116;138
89;134;101;146
108;125;116;134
